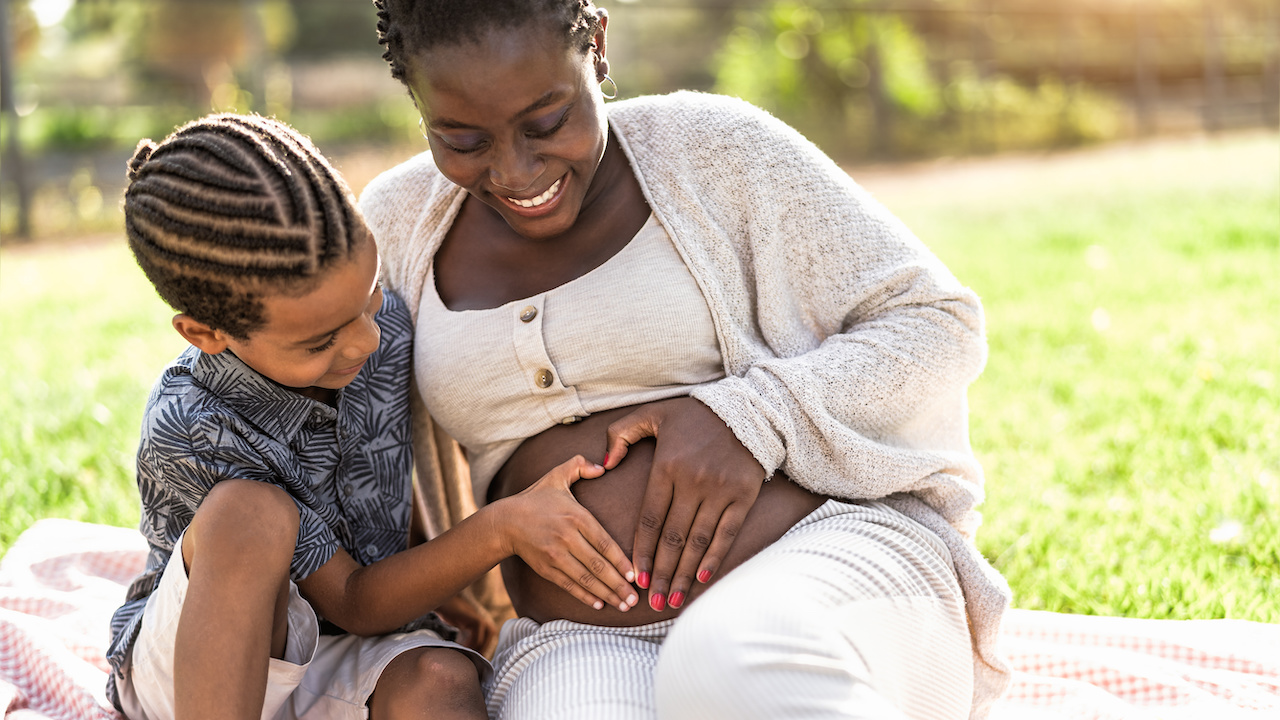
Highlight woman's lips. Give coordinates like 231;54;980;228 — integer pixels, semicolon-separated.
500;177;564;216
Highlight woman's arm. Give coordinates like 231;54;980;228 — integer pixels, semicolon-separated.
602;92;989;611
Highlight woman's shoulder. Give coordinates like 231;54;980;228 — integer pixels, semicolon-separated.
610;90;771;126
610;91;823;171
358;150;460;288
358;151;451;217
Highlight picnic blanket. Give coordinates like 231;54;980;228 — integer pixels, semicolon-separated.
2;519;1277;720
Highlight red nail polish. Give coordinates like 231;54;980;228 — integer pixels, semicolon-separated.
603;452;610;466
697;569;712;583
650;593;666;611
668;591;685;608
637;571;650;589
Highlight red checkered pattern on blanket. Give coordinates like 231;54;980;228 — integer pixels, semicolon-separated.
4;520;1280;720
998;610;1280;716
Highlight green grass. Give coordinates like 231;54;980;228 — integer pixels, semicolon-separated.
2;134;1278;622
883;135;1280;622
1;243;185;542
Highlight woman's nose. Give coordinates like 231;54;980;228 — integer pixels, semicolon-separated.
489;140;545;192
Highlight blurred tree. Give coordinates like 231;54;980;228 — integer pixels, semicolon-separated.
714;0;942;157
123;0;294;112
4;0;36;60
2;0;37;239
285;0;374;58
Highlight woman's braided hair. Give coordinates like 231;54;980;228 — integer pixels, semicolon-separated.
374;0;601;86
123;114;364;340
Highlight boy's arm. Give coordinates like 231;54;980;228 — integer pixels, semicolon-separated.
297;456;637;636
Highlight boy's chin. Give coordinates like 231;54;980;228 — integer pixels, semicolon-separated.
292;383;343;403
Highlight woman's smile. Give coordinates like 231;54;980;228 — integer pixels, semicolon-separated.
500;176;565;215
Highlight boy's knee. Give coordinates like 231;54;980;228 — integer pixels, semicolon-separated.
371;647;485;718
402;647;482;693
188;480;299;563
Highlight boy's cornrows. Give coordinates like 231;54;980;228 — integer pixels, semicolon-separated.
124;114;363;340
374;0;601;86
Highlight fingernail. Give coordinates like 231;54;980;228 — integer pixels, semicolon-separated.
626;570;635;583
650;593;666;612
603;452;610;466
669;591;685;608
637;571;650;589
697;569;712;583
627;593;638;607
593;600;604;610
619;601;630;611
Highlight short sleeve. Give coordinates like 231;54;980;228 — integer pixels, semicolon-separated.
136;391;341;582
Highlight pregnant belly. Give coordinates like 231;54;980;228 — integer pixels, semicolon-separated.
489;404;827;626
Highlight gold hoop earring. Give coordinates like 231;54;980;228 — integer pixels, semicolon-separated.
599;74;618;100
418;118;429;140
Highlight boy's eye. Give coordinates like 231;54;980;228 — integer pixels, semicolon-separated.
308;334;338;354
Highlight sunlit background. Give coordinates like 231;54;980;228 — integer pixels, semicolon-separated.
1;1;1278;622
2;0;1277;239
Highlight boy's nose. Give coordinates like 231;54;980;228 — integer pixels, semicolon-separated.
345;315;381;357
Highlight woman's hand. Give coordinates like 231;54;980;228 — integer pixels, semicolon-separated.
494;455;640;613
602;397;766;611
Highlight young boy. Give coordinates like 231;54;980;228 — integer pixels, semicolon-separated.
106;114;638;720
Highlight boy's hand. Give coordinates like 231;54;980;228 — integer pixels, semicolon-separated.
496;456;639;613
435;593;496;654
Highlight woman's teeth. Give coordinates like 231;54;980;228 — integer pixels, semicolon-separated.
509;178;561;208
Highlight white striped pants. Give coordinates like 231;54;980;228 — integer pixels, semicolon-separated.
485;499;974;720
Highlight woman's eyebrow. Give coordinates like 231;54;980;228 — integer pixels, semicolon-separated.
431;91;559;129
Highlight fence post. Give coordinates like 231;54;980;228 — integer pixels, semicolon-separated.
1;0;32;240
1267;0;1280;129
970;0;994;152
1134;8;1158;135
1057;8;1081;143
243;0;266;114
1202;0;1225;133
865;32;891;158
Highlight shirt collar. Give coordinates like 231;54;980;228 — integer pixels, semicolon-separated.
184;347;339;441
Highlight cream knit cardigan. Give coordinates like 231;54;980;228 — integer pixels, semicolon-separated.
360;91;1011;718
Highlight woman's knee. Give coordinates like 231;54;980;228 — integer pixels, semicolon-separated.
656;594;972;720
655;598;773;705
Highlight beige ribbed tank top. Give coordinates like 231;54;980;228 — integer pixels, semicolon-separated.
415;214;725;503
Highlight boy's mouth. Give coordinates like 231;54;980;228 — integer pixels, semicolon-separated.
332;358;368;377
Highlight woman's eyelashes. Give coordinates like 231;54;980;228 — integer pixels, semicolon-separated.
526;108;571;139
438;133;486;154
435;108;571;154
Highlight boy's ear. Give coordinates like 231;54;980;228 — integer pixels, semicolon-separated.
172;314;230;354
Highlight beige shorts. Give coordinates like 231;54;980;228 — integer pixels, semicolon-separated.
118;532;489;720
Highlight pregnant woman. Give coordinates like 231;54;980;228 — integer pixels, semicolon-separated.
363;1;1011;718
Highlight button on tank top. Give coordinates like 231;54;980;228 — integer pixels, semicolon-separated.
415;214;725;503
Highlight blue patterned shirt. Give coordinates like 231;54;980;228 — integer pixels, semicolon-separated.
106;289;445;709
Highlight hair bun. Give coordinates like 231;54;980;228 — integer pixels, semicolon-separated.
127;139;159;181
